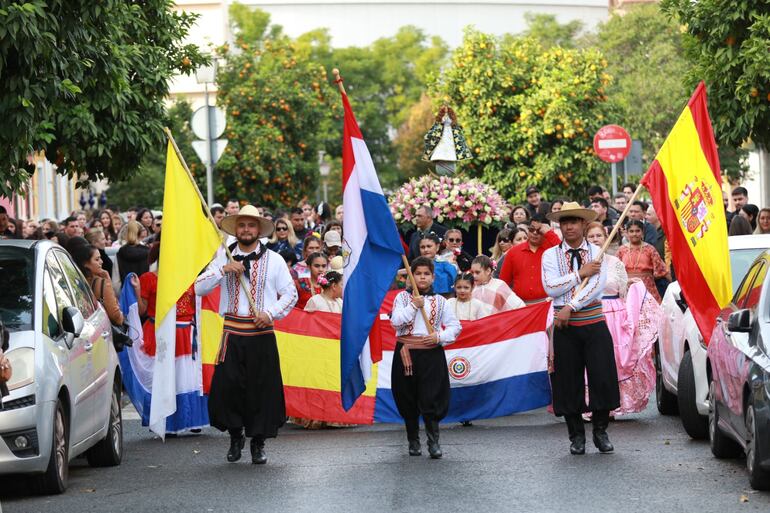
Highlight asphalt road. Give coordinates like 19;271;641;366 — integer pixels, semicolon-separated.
2;400;769;513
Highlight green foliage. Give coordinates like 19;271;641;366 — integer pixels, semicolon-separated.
436;29;616;202
662;0;770;150
214;9;332;208
324;27;449;188
217;5;449;199
106;101;201;210
393;95;437;179
0;0;207;197
522;13;583;49
594;4;690;162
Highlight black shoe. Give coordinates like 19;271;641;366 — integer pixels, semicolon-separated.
593;431;614;453
425;419;442;459
570;437;586;455
565;415;586;455
408;439;422;456
227;435;245;463
251;438;267;465
591;410;614;453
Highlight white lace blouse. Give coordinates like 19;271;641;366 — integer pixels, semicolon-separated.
603;254;628;298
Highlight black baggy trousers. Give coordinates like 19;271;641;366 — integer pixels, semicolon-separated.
550;320;620;416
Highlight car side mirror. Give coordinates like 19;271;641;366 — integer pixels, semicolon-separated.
727;309;752;333
61;306;84;337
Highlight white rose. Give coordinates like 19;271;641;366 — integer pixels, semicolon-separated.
403;194;411;201
394;212;402;220
484;216;492;225
439;198;449;206
437;215;445;223
430;191;438;199
464;200;472;207
484;205;492;212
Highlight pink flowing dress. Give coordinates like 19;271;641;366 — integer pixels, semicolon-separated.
598;255;662;415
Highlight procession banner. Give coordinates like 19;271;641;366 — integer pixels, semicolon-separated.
201;298;550;425
374;302;551;423
276;309;378;425
640;81;731;341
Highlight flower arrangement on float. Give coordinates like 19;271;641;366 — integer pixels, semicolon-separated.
389;175;512;231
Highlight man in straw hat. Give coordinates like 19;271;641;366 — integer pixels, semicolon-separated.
195;205;298;465
542;202;620;455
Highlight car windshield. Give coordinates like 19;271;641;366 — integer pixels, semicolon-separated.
0;246;35;332
730;248;766;295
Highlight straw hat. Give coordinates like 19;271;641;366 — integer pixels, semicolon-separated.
546;201;598;223
220;205;274;237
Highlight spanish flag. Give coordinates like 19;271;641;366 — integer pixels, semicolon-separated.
641;82;731;342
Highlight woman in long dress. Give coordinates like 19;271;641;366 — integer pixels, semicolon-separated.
586;222;662;415
470;255;524;314
615;219;670;303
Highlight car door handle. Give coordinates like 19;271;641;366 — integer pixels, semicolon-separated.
84;342;94;352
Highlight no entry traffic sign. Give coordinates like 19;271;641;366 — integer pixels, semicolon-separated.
593;125;631;163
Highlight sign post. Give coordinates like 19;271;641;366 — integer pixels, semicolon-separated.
192;105;228;205
593;124;631;195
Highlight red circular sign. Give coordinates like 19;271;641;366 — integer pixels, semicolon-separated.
593;124;631;163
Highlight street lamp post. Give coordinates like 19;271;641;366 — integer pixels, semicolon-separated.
195;60;218;206
318;150;331;204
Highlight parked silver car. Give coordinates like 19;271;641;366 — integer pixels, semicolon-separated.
0;240;123;494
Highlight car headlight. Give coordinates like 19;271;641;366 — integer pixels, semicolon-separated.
5;347;34;391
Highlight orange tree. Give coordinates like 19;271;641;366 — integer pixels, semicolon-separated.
214;36;334;207
435;29;617;202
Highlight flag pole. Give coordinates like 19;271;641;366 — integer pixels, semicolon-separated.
575;182;645;294
163;127;263;323
331;69;434;335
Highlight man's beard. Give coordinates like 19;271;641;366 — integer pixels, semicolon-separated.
237;233;258;245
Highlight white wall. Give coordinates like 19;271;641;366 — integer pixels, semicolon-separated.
744;147;770;209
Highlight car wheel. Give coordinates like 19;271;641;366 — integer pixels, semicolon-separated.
655;342;678;415
37;400;68;495
709;380;741;458
677;350;708;439
86;382;123;467
746;401;770;490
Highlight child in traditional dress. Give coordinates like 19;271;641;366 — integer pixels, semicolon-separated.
470;255;525;314
304;271;343;313
447;273;491;320
390;257;462;459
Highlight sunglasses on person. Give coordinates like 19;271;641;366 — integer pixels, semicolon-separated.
276;226;288;232
527;225;542;234
446;237;462;243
